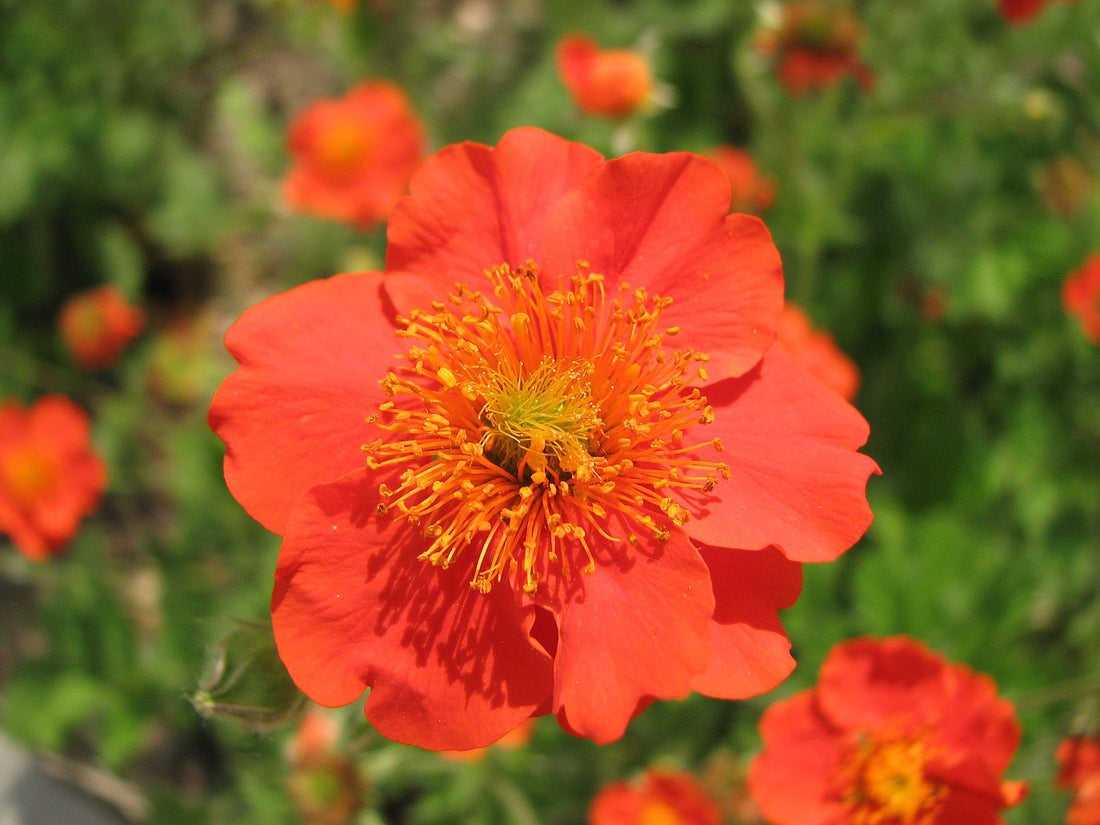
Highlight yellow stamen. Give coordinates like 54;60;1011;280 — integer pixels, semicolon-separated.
364;262;728;595
841;732;945;825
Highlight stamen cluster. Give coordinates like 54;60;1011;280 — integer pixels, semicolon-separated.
363;262;729;596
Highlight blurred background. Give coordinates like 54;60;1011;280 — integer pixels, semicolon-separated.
0;0;1098;822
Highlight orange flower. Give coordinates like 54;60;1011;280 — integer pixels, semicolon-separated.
59;285;145;370
0;396;107;560
776;303;860;401
557;34;652;118
749;636;1027;825
287;710;365;825
759;1;873;95
1057;736;1100;825
283;82;426;231
708;147;776;215
589;769;722;825
210;127;877;751
1062;253;1100;343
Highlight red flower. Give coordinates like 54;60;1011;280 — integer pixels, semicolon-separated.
210;128;878;751
557;34;652;118
1057;736;1100;825
749;636;1028;825
59;285;145;370
1062;253;1100;344
759;1;873;95
708;147;776;215
999;0;1076;23
283;82;426;230
0;396;107;560
776;303;860;402
590;769;722;825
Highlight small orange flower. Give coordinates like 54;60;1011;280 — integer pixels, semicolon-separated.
59;285;145;370
284;82;426;231
589;769;722;825
1057;735;1100;825
759;1;873;95
287;710;365;825
749;636;1027;825
0;396;107;560
776;303;860;402
1062;253;1100;343
557;34;652;118
708;147;776;215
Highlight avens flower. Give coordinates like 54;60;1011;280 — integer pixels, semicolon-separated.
749;636;1028;825
283;82;425;230
59;284;145;370
1062;252;1100;344
557;34;652;118
589;769;722;825
757;1;873;95
1056;735;1100;825
210;127;877;751
0;396;107;560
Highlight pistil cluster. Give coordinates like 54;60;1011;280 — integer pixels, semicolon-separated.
363;262;729;596
841;733;945;825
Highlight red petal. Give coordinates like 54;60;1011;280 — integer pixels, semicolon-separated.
384;127;604;313
551;528;714;743
815;636;952;733
208;272;393;535
691;545;802;699
686;346;879;562
272;469;554;751
749;691;849;825
541;151;783;379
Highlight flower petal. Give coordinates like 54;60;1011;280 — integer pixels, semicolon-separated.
541;151;783;379
815;635;952;733
685;346;879;562
272;469;554;751
384;127;604;313
551;528;714;743
691;545;802;699
749;691;849;825
209;272;393;535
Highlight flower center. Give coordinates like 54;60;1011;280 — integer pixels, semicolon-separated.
364;262;728;596
0;445;60;509
842;733;945;825
316;117;375;179
638;799;684;825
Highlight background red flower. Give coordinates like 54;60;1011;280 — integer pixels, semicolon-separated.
557;34;652;118
1057;736;1100;825
1062;252;1100;343
283;82;425;230
0;396;107;560
58;284;145;370
589;769;722;825
749;636;1027;825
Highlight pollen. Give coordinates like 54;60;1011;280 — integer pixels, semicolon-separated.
364;262;728;596
841;733;946;825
